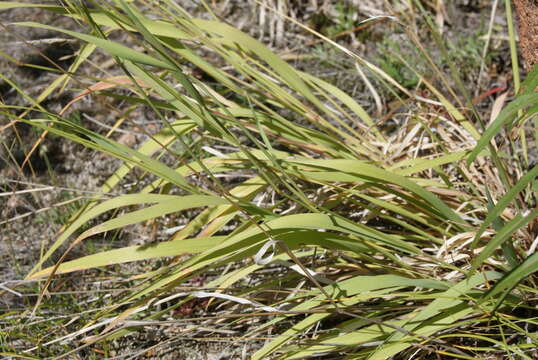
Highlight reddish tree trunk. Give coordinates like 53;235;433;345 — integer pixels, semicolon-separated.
512;0;538;70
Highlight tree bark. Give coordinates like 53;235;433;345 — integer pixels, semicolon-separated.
512;0;538;70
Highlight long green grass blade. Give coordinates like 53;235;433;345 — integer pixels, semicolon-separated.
30;236;226;278
468;93;538;164
472;164;538;248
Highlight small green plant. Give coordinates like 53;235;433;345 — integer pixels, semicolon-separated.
308;1;357;38
446;30;488;75
329;1;358;37
376;37;421;88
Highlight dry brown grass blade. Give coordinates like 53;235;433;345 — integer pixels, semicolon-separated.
59;75;150;116
22;76;149;174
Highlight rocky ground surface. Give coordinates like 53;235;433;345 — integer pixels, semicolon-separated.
0;0;531;358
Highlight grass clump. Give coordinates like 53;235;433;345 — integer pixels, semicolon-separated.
0;0;537;358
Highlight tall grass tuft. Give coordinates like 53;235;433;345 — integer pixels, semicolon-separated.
0;0;537;358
